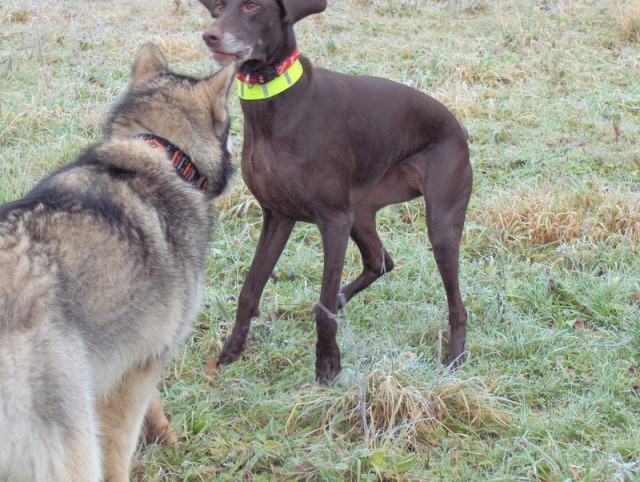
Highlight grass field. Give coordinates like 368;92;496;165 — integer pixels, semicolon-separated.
2;0;640;480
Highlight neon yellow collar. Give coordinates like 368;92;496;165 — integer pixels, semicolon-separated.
237;59;303;100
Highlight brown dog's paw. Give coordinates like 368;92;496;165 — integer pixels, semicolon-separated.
444;349;468;369
444;326;467;368
216;337;247;365
315;355;342;386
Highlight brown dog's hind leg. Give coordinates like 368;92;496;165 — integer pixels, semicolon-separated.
142;388;177;446
340;164;423;307
314;211;353;385
217;210;295;366
417;139;472;367
339;207;395;307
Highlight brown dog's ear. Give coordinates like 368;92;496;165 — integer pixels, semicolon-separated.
198;0;223;17
130;43;168;88
281;0;327;24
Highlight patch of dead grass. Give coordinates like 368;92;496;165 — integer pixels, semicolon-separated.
7;9;31;24
619;2;640;43
473;183;640;249
286;356;511;450
154;37;205;63
216;181;262;222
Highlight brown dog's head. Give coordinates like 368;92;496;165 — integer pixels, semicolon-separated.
199;0;326;69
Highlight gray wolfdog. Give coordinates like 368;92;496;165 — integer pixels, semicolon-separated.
0;44;234;481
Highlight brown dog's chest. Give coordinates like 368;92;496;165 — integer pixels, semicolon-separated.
240;139;349;221
241;158;308;220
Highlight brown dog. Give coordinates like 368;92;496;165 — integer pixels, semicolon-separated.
200;0;472;384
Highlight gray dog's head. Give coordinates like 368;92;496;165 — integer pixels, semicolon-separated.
106;43;236;196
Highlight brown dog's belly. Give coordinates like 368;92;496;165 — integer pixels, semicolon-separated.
242;146;427;222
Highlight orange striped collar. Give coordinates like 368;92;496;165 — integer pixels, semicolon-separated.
137;134;208;192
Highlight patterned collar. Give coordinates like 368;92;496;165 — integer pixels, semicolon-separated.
137;134;208;192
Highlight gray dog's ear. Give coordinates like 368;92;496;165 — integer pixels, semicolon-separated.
130;43;168;88
281;0;327;24
198;63;236;128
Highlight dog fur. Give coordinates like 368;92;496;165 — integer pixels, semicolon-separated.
200;0;473;384
0;44;234;481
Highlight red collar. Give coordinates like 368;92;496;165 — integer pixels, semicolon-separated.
137;134;208;192
237;47;300;85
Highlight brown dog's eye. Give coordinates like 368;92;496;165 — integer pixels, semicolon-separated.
213;0;224;16
243;1;258;12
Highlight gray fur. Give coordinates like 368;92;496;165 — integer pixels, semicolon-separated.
0;43;235;482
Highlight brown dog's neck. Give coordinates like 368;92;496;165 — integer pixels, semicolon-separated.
239;54;312;103
238;33;298;84
237;47;300;86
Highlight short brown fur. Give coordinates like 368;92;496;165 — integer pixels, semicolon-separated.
200;0;473;384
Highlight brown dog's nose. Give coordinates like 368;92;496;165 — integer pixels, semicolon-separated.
203;26;223;47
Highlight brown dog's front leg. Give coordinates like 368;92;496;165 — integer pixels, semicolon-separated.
217;210;295;366
314;212;353;385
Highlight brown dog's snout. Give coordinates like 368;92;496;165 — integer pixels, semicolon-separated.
203;25;223;48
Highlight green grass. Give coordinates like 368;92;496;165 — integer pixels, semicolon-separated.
2;0;640;479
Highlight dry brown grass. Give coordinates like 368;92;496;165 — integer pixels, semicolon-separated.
286;356;511;451
215;182;262;222
472;183;640;249
7;9;31;24
619;2;640;43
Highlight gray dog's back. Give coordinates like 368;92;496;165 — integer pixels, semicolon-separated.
0;44;234;481
0;139;211;480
